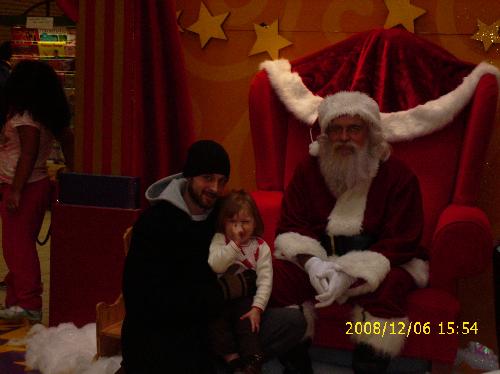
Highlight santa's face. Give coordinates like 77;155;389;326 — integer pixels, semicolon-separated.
318;115;376;196
325;115;368;156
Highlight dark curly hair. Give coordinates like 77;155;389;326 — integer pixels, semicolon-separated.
4;59;70;137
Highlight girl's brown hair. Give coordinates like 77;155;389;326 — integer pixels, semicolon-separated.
216;190;264;237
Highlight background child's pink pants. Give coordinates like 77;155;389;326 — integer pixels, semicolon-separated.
0;178;50;311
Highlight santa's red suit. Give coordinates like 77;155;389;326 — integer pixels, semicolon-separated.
270;153;429;356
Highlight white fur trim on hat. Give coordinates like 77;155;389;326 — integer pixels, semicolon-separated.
352;305;408;357
260;60;500;142
309;140;320;156
274;232;328;265
318;92;382;133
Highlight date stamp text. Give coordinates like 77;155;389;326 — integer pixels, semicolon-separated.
346;321;478;337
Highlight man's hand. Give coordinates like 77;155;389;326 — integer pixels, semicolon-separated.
240;306;262;333
314;269;355;308
303;257;336;294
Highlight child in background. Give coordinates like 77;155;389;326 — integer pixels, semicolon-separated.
208;190;273;374
0;60;73;322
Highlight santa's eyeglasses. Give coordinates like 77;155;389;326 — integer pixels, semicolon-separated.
326;124;366;136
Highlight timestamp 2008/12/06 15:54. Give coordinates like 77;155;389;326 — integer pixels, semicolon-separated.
345;321;479;337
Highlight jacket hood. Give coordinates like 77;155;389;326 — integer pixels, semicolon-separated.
145;173;188;213
145;173;210;220
145;173;183;202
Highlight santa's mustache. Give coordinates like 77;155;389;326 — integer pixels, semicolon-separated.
332;141;360;152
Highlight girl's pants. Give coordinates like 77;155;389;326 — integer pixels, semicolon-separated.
0;178;50;311
209;296;262;358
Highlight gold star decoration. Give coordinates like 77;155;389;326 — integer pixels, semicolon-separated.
384;0;427;33
249;20;292;60
471;19;500;52
186;2;230;48
176;10;183;33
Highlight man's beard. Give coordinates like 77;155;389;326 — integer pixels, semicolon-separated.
187;181;216;210
318;137;378;197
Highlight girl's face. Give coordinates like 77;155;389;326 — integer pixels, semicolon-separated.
224;207;255;245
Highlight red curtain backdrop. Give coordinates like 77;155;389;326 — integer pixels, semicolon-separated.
128;0;195;189
56;0;79;22
67;0;194;193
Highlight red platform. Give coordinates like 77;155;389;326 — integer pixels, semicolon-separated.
49;203;141;327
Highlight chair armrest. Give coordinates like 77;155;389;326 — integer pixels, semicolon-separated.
96;294;125;358
96;294;125;332
250;190;284;251
430;204;492;291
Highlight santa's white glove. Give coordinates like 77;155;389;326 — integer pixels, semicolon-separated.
314;269;355;308
303;257;336;294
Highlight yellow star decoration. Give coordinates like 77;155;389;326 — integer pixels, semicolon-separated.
471;19;500;52
176;10;183;33
384;0;427;33
249;20;292;60
186;2;229;48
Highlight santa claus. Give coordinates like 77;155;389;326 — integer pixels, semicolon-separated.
272;91;430;373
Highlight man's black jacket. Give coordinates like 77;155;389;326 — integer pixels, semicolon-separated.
121;200;225;373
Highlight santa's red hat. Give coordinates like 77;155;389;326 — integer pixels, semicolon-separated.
318;91;381;132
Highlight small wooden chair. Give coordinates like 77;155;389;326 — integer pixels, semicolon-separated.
95;226;132;358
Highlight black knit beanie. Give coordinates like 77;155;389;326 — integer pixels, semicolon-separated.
183;140;230;179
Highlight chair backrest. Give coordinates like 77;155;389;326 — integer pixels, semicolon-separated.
249;29;498;249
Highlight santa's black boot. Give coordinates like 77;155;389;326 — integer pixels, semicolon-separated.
279;339;314;374
352;343;391;374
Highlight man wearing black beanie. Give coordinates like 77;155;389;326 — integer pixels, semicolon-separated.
120;140;308;373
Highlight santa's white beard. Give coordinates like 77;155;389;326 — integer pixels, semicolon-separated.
318;137;378;197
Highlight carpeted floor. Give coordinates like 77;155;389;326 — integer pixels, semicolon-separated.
0;320;39;374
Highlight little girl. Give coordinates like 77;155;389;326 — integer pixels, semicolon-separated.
208;190;272;374
0;60;73;322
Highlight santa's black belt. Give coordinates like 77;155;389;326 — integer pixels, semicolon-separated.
333;234;377;256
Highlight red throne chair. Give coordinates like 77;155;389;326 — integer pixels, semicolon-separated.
248;28;499;370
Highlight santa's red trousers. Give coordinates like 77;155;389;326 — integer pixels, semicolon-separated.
269;258;417;319
0;178;49;311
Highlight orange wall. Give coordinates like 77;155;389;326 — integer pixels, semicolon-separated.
177;0;500;354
